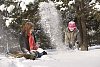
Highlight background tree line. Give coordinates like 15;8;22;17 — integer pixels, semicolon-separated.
0;0;100;51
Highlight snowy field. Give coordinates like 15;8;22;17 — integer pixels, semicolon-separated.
0;46;100;67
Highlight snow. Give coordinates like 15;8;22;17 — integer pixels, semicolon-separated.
20;2;28;12
39;1;65;49
89;0;100;11
7;5;15;13
37;48;44;53
60;7;67;11
0;0;36;27
55;1;63;5
93;2;100;11
89;0;96;5
13;0;35;4
0;4;6;12
19;0;35;12
0;46;100;67
5;18;14;27
24;0;35;5
68;0;75;6
0;0;35;13
88;29;96;36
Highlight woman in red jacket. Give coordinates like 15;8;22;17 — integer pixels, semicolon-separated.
19;22;47;58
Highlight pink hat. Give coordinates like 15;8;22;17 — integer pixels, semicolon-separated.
68;21;76;31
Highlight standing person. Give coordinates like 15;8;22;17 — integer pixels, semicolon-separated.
19;22;47;58
64;21;80;50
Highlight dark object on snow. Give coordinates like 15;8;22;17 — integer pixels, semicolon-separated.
10;52;36;60
9;51;36;60
31;51;47;58
9;50;47;60
42;51;47;55
16;53;36;60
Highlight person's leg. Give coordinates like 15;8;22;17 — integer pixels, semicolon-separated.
35;51;43;58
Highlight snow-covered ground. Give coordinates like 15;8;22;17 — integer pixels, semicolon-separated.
0;45;100;67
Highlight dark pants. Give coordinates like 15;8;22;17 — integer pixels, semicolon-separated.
34;51;47;58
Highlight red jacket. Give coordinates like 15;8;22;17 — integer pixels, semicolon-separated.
28;33;38;50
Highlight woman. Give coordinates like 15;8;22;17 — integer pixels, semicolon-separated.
19;22;47;58
64;21;80;49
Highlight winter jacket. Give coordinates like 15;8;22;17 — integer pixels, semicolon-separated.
64;27;80;48
19;31;37;53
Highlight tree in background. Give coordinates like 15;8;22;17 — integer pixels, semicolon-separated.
0;0;52;50
54;0;100;51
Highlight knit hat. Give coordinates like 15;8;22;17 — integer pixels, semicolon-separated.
68;21;76;31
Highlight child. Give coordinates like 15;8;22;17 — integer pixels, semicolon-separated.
19;22;47;59
64;21;80;49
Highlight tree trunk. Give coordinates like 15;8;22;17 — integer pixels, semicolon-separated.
77;17;88;51
80;17;88;51
77;0;88;51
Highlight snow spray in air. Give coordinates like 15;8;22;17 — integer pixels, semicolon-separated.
39;1;66;50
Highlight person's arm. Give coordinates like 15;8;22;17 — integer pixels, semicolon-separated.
64;28;70;46
19;32;30;54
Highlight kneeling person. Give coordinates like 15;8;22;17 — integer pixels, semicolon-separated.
64;21;80;50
